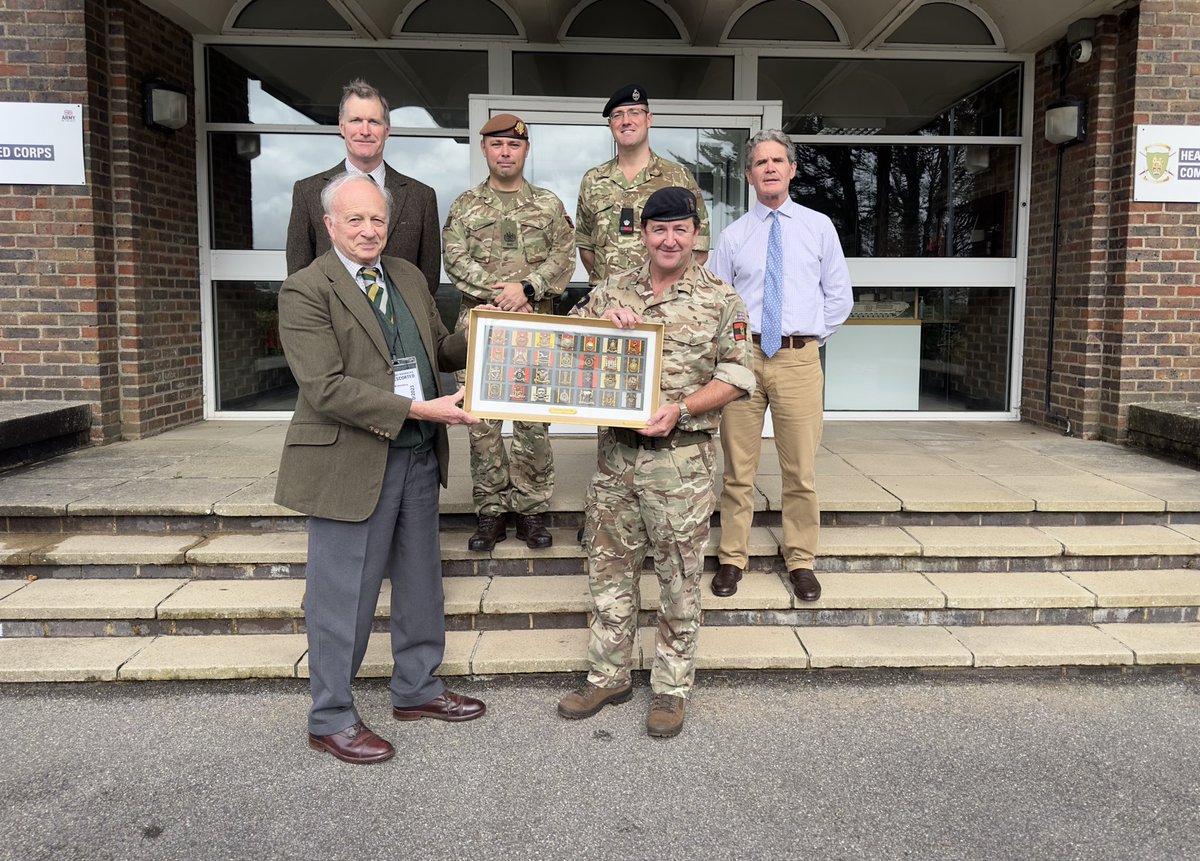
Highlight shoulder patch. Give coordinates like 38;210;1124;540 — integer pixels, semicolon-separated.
564;214;574;230
733;319;747;341
572;293;590;310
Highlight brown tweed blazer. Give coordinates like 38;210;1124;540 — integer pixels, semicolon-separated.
274;251;467;522
285;162;441;294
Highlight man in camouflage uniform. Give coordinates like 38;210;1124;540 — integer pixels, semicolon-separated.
444;114;574;551
576;83;710;287
558;187;754;738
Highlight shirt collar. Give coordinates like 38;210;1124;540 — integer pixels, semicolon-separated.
752;196;798;222
344;158;386;188
333;246;382;287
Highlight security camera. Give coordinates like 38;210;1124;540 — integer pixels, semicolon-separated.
1069;39;1093;63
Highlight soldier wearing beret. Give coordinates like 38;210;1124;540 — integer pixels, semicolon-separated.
558;187;754;738
576;84;711;288
443;114;575;551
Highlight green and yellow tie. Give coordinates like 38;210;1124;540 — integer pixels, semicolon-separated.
359;266;391;323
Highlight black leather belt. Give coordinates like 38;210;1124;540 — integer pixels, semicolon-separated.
609;426;711;451
751;333;816;348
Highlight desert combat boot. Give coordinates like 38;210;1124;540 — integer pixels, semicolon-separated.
557;680;633;719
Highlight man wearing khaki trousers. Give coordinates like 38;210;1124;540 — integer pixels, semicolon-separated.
706;130;853;602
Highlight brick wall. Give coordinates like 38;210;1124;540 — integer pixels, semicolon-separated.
1023;2;1200;440
0;0;199;441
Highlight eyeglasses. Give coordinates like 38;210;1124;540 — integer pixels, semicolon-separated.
608;108;648;124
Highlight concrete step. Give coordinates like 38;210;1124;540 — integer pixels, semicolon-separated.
2;570;1199;639
3;524;1200;580
2;623;1199;682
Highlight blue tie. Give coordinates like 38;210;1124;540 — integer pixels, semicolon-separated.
761;210;783;358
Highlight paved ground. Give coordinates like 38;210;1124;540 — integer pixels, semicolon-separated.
2;671;1197;860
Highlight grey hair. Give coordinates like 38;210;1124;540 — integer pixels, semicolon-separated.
746;129;796;170
321;172;393;220
338;79;390;127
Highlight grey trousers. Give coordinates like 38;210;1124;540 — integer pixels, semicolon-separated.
305;446;446;736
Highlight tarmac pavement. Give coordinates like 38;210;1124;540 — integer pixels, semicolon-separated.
1;670;1198;861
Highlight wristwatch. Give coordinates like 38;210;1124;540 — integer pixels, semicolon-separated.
677;399;691;425
521;280;536;301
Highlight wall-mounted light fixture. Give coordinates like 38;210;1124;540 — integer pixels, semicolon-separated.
235;133;261;160
1045;97;1085;146
143;80;188;131
964;145;990;174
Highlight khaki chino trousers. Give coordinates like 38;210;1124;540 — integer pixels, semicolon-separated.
718;340;824;571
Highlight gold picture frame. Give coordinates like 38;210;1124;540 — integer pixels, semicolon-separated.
463;309;664;427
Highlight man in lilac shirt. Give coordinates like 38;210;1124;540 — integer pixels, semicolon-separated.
706;130;853;601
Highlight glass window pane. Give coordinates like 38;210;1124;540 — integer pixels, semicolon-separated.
402;0;517;35
887;2;996;46
514;53;733;100
212;280;297;412
206;45;486;128
728;0;839;41
788;143;1017;258
209;132;470;258
758;57;1020;136
824;286;1011;412
232;0;351;31
567;0;681;39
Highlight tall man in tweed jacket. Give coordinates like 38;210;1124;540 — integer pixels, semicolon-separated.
285;79;441;295
276;172;485;766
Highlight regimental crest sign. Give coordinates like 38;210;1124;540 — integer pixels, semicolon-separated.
1134;125;1200;202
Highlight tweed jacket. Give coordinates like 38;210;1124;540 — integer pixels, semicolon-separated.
274;251;467;522
285;162;441;294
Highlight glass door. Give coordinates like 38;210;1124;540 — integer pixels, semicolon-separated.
468;96;781;433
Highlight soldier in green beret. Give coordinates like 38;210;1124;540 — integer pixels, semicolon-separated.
443;114;575;550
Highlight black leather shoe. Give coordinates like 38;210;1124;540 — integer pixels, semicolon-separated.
789;568;821;602
307;721;394;765
516;513;553;549
393;690;486;722
711;563;743;597
468;514;506;551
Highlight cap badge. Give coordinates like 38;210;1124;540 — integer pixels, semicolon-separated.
632;88;640;100
514;120;526;136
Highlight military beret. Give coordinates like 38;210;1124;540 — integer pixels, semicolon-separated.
480;113;528;140
602;84;649;118
641;187;698;224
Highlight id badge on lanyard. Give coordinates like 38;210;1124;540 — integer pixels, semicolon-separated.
392;356;425;402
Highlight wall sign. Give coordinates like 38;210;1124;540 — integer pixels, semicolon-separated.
1134;125;1200;203
0;102;85;185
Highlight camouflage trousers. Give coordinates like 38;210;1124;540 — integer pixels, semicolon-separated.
467;417;554;517
454;303;554;517
582;430;716;698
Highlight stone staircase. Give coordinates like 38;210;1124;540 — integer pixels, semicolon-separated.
2;513;1200;682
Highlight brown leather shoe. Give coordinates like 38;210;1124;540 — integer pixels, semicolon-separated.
557;680;633;719
393;689;486;722
789;567;822;602
307;721;394;765
468;514;506;551
516;513;553;549
711;563;743;597
646;693;686;738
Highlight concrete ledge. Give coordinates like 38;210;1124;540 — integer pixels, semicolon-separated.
296;630;476;678
903;526;1062;558
802;572;945;610
0;578;187;620
186;533;307;564
1097;622;1200;664
798;626;973;668
33;534;204;565
119;633;307;680
1037;525;1200;557
1128;402;1200;467
1066;570;1200;607
0;636;148;682
0;534;65;564
157;580;305;619
473;628;591;673
642;625;808;670
948;625;1134;667
444;577;488;615
924;572;1095;609
482;575;591;614
0;401;92;470
817;527;921;557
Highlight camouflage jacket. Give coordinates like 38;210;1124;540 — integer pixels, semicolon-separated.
443;179;574;305
570;259;754;432
575;150;710;286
